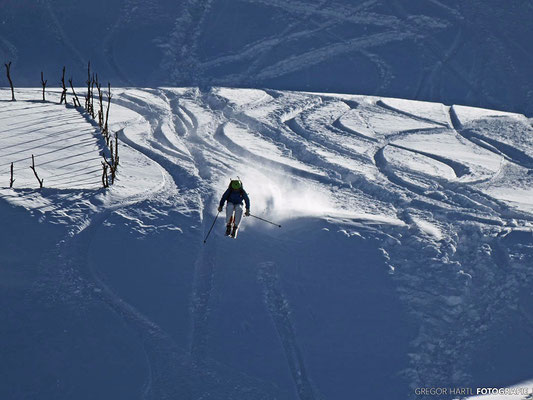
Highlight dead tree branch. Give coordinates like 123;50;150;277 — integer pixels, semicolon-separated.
101;161;109;188
102;151;117;185
59;67;67;104
85;62;91;112
114;131;119;167
4;62;15;101
30;155;44;188
41;72;47;101
68;78;82;107
104;82;112;140
96;82;104;130
10;162;15;188
90;74;96;118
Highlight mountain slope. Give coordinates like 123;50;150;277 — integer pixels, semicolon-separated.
1;87;532;399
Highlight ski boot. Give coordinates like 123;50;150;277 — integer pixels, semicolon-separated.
230;226;238;239
225;224;232;236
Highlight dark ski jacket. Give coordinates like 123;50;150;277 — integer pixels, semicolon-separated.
219;188;250;209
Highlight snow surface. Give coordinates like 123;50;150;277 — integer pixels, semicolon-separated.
0;99;102;190
1;87;533;400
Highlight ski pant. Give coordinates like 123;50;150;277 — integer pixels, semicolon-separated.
226;202;244;227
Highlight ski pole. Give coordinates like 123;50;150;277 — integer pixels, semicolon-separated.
250;213;281;228
203;211;220;244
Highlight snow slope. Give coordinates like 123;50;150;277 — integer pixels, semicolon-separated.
1;87;532;400
0;96;103;190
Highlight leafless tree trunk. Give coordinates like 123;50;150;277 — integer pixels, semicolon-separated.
59;67;67;104
41;72;47;101
103;151;117;185
9;162;15;188
68;78;82;107
4;62;15;101
96;82;104;130
101;161;109;188
90;74;96;118
110;142;114;169
30;155;44;188
85;62;91;112
114;131;119;167
104;82;112;140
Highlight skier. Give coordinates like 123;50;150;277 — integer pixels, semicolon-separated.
218;179;250;238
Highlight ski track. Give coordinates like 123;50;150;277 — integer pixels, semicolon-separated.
376;99;450;128
389;143;470;178
189;210;218;362
374;144;517;226
258;262;319;400
215;122;327;183
449;106;533;169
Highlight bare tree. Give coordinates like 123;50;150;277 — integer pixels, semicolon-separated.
9;162;15;188
90;73;96;118
68;78;82;107
4;62;15;101
85;61;92;112
59;67;67;104
30;155;44;188
114;131;119;167
96;82;104;130
101;161;109;188
104;82;112;140
40;72;47;101
102;152;117;185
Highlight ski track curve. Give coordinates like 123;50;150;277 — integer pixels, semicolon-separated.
205;89;532;227
287;114;376;157
214;122;328;183
449;105;533;170
205;92;350;185
376;99;450;128
373;145;513;226
389;143;471;178
331;117;379;143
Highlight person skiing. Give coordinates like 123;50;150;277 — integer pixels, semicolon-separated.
218;179;250;238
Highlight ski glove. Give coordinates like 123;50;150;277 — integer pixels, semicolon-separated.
217;206;223;212
245;209;250;217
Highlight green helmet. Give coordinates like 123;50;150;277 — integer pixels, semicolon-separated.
230;180;242;190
